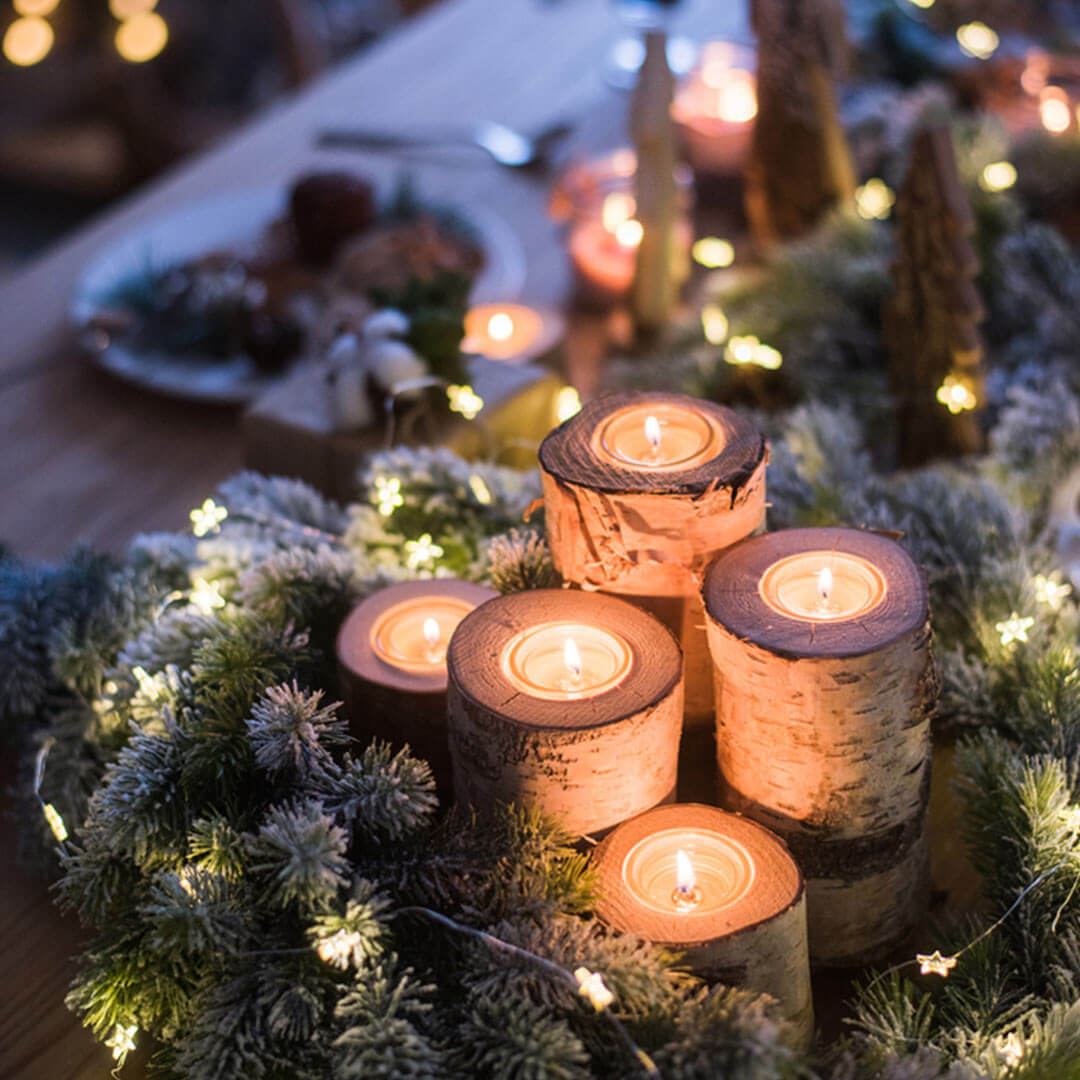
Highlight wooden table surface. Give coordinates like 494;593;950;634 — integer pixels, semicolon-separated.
0;2;748;1077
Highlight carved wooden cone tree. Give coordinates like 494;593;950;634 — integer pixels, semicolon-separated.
744;0;856;248
884;125;987;467
631;30;679;332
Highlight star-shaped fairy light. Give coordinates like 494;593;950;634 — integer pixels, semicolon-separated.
936;374;978;414
447;383;484;420
996;612;1034;649
956;21;998;60
917;950;958;977
469;474;493;505
107;1023;139;1063
855;178;896;220
980;161;1017;193
316;929;363;970
42;802;68;843
374;476;404;517
692;236;735;269
191;577;227;615
131;665;156;696
701;304;729;345
405;533;444;571
574;966;615;1011
190;497;227;537
1034;574;1072;612
725;335;782;371
998;1031;1024;1069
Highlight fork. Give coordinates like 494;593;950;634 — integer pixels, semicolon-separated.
316;120;574;171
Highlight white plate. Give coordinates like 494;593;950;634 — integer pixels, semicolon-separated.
72;186;527;404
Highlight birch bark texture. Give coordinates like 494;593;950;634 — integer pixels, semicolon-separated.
593;803;813;1047
447;590;684;835
702;528;937;964
336;579;496;799
539;392;767;730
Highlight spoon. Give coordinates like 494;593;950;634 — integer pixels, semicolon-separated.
316;120;573;171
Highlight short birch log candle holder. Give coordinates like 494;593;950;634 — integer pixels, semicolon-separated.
539;392;767;737
336;579;496;797
702;528;937;965
593;803;813;1047
446;589;683;835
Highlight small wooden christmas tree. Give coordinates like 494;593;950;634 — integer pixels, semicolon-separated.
744;0;856;248
884;125;986;467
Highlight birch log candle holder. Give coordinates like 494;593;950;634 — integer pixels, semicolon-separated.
539;391;767;744
336;579;496;798
702;528;937;965
446;589;683;835
593;803;813;1047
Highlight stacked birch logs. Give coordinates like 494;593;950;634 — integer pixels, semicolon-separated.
594;803;814;1046
702;528;938;964
446;589;684;835
539;392;767;737
337;579;495;799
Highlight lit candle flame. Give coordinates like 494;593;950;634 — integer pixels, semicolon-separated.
487;312;514;342
645;415;662;454
614;219;644;248
700;42;737;88
602;192;636;233
818;567;833;603
717;73;757;123
676;849;695;894
423;618;440;650
1041;87;1072;134
563;636;582;680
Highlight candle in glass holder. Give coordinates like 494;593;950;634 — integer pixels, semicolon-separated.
702;527;935;965
549;147;641;224
461;302;566;367
593;803;812;1047
446;589;683;834
561;158;693;307
568;193;645;305
672;42;757;176
541;392;767;740
337;579;496;797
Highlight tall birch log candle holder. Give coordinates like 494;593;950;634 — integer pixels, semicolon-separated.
336;579;496;798
702;528;937;965
593;803;813;1047
446;589;683;835
539;392;767;754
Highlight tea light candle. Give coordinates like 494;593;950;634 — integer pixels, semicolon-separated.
337;579;496;797
570;196;695;308
593;803;812;1047
672;42;758;176
540;392;767;736
461;303;566;367
446;590;683;834
702;528;936;965
564;169;693;307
